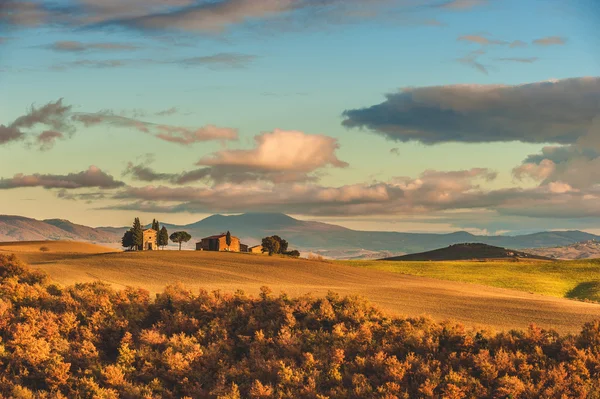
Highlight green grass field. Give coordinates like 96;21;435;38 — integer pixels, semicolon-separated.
345;258;600;302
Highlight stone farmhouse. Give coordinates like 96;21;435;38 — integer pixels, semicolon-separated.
197;233;241;252
249;245;263;254
142;229;158;251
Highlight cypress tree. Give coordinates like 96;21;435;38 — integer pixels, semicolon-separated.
152;219;159;231
132;217;144;251
121;230;134;250
226;231;232;250
158;226;169;249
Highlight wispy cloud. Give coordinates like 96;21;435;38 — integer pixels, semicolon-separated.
72;111;238;145
48;52;257;71
176;53;257;69
533;36;567;46
496;57;538;63
434;0;488;10
0;99;73;146
509;40;527;48
36;130;64;151
457;49;489;74
457;34;507;46
45;40;140;53
0;166;124;190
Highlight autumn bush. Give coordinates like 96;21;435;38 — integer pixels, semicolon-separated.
0;253;599;399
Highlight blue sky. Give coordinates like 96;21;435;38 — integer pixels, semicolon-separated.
1;0;599;233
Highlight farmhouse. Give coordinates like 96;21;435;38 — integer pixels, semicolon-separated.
197;233;241;252
142;229;157;251
249;244;263;254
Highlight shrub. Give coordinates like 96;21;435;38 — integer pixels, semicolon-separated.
0;253;599;398
39;246;50;252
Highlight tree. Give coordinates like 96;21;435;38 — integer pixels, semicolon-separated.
170;231;191;251
261;235;290;255
284;250;300;258
261;236;280;256
158;226;169;250
132;218;143;251
152;219;159;231
226;231;232;251
272;235;288;253
121;230;134;250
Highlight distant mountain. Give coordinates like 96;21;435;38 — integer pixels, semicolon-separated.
2;213;599;258
0;215;120;243
523;240;600;260
382;243;553;261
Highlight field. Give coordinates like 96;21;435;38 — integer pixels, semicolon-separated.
347;258;600;303
5;241;600;334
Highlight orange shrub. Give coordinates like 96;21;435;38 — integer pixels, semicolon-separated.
0;253;599;398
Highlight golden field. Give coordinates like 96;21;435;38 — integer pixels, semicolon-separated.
3;240;600;334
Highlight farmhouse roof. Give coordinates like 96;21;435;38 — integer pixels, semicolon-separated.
202;233;238;240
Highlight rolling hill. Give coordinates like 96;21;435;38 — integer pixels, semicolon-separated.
6;246;597;334
0;215;120;243
524;240;600;260
2;213;600;257
382;243;553;261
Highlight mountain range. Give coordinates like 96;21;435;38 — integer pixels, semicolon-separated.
1;213;599;259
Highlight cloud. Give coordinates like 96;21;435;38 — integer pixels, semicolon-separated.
3;0;483;36
45;41;139;52
48;52;256;71
434;0;488;9
0;125;25;144
108;167;500;216
154;107;178;116
0;99;73;146
36;130;64;151
457;50;488;74
342;77;600;145
123;162;211;185
71;111;238;144
0;1;48;27
509;40;527;48
457;34;506;46
155;125;239;144
124;129;348;184
177;53;257;69
533;36;567;46
496;57;538;63
2;98;235;148
513;145;600;190
0;166;124;190
197;129;348;181
50;59;133;70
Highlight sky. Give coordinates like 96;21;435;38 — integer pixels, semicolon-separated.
0;0;599;234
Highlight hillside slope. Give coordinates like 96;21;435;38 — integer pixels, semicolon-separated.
524;240;600;260
383;243;552;261
0;215;121;243
16;250;600;333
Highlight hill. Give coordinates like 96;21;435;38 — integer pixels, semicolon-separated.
524;240;600;260
7;248;598;334
3;213;600;257
0;215;121;243
382;243;553;261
